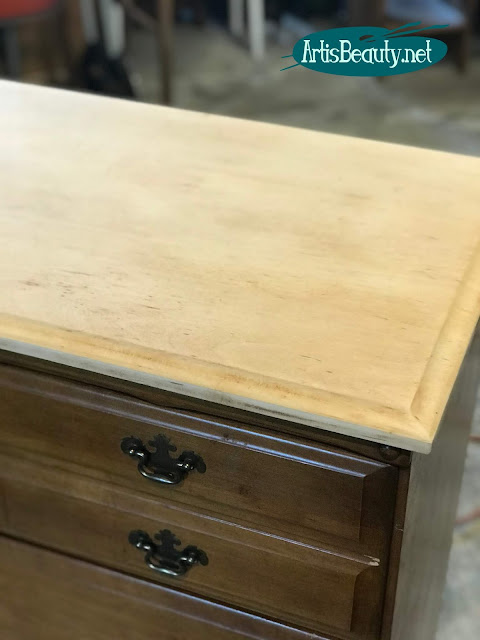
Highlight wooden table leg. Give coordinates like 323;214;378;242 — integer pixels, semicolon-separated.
157;0;174;105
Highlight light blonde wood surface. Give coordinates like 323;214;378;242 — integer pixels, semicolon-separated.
1;81;479;452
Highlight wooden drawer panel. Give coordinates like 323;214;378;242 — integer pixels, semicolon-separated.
0;451;388;640
0;364;397;555
0;535;329;640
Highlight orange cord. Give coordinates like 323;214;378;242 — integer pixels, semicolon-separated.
456;507;480;526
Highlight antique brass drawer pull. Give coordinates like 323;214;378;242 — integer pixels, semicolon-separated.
120;433;206;485
128;529;208;577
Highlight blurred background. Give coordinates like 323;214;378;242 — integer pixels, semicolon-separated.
0;1;479;637
1;1;480;155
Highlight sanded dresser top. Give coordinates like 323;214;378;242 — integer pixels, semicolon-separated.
1;81;479;452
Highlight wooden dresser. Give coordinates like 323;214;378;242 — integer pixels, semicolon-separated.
1;81;479;640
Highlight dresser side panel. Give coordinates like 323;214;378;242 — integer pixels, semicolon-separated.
390;328;480;640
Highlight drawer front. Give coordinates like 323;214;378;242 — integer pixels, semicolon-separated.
0;364;397;555
0;450;388;640
0;536;328;640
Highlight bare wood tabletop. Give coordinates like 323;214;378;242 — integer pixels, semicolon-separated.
1;81;479;452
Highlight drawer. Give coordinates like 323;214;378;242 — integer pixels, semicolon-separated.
0;535;326;640
0;450;388;640
0;364;397;555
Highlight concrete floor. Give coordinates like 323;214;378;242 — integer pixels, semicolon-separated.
126;23;480;639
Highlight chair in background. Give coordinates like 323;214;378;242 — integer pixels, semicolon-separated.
121;0;266;105
0;0;70;79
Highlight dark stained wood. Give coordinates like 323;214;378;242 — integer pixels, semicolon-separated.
0;349;411;469
0;363;398;556
1;332;476;640
379;465;410;639
0;448;389;639
0;535;333;640
389;329;480;640
157;0;174;104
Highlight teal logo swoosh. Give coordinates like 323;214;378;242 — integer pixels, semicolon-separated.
282;23;448;76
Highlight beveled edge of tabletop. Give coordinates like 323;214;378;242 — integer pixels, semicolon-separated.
0;333;432;454
2;236;478;457
1;242;479;456
0;230;480;460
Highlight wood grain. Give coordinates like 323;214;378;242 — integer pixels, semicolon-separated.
0;363;397;555
1;82;480;451
0;535;332;640
390;328;480;640
0;449;391;638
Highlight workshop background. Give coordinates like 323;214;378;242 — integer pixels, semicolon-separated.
1;1;479;638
